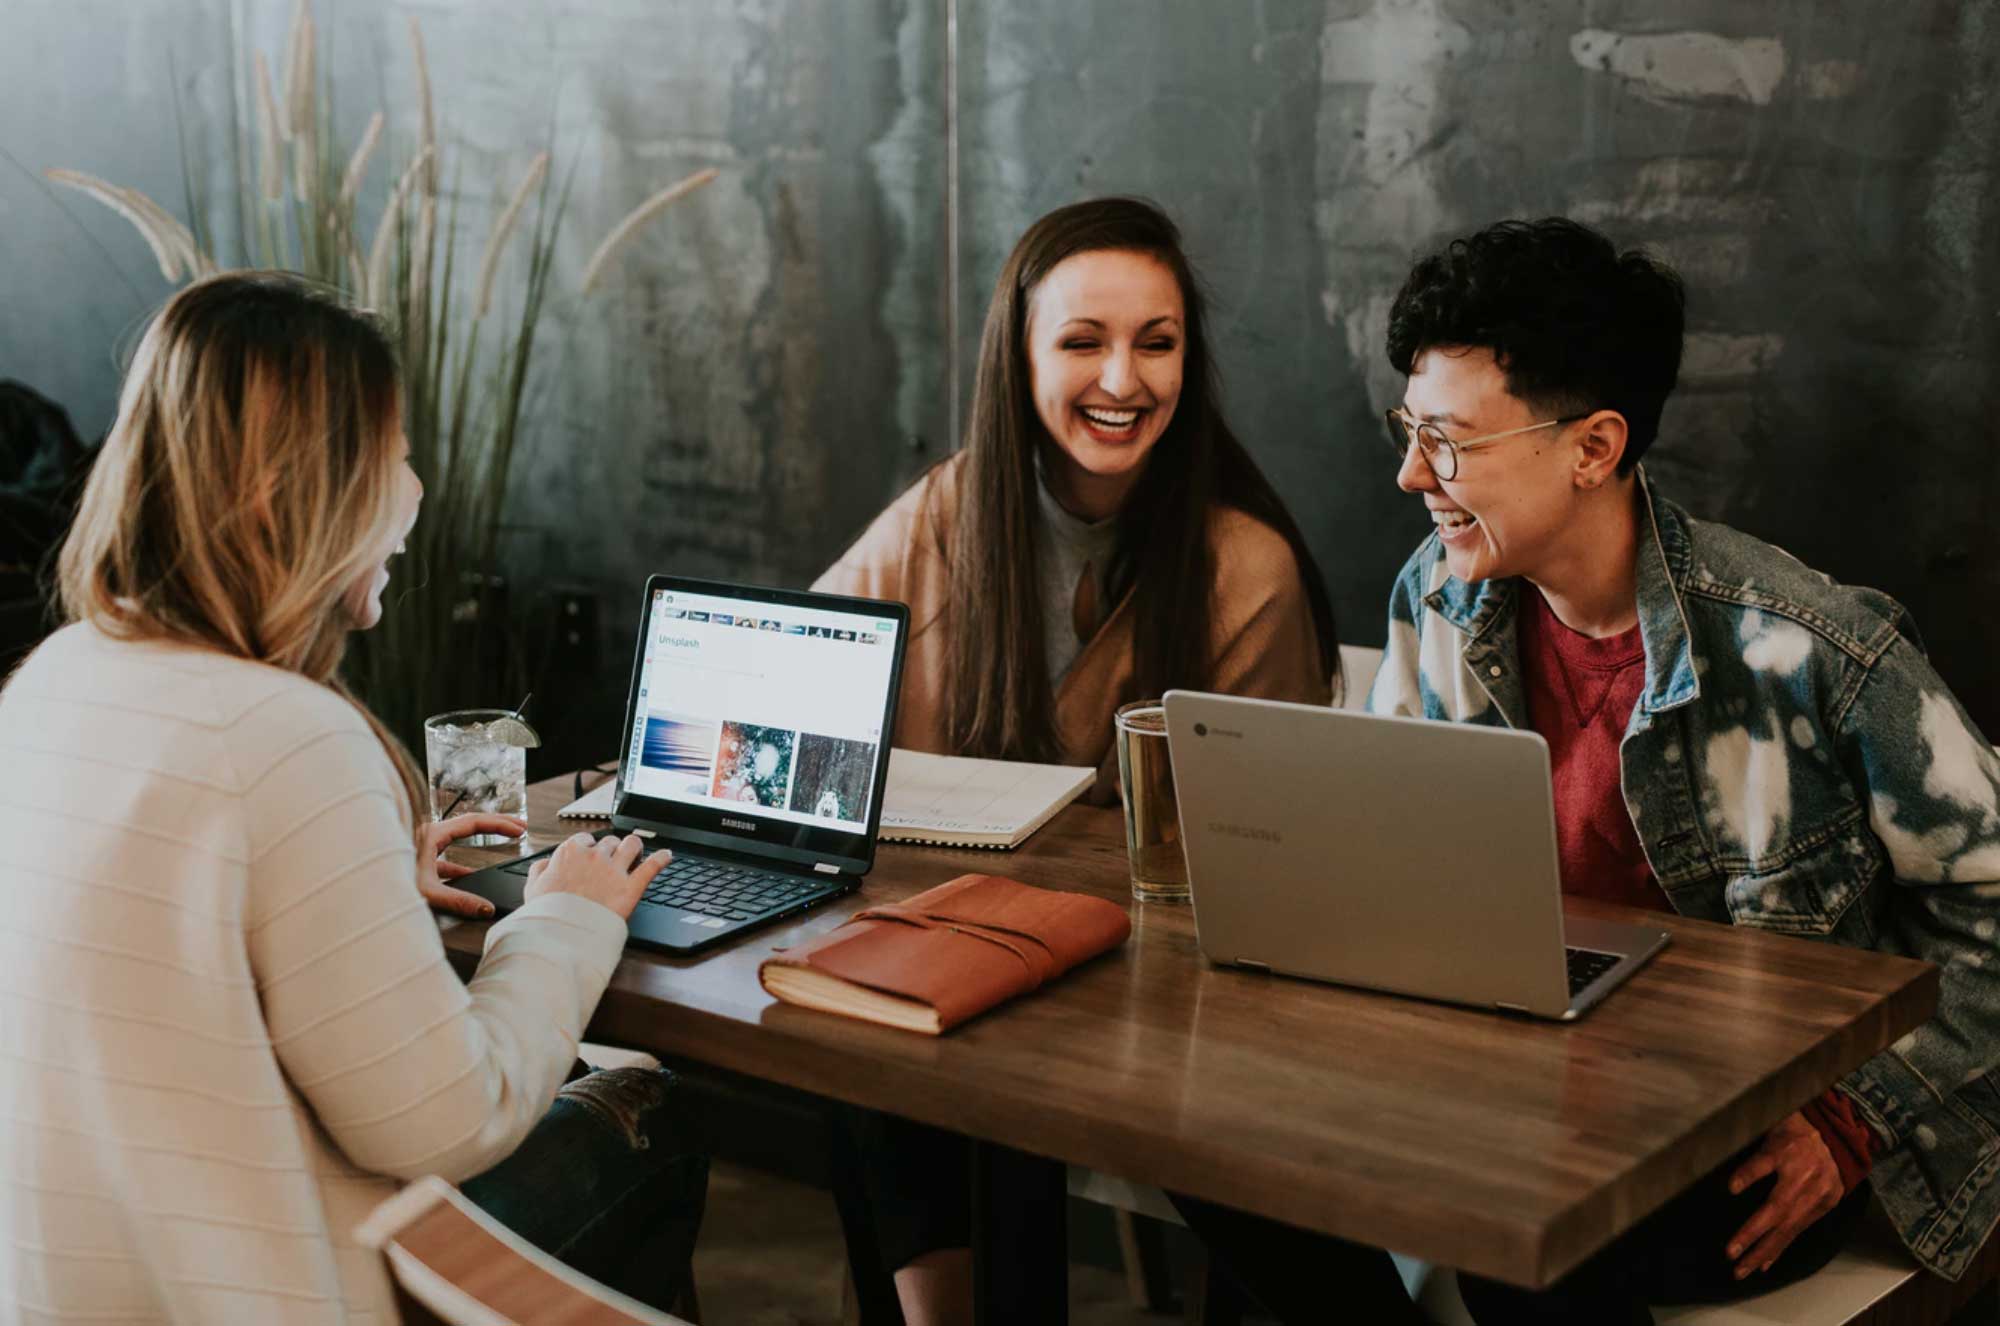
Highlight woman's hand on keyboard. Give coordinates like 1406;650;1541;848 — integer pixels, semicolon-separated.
524;831;673;920
418;813;527;918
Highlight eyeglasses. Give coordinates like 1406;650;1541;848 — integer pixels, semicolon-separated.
1384;408;1587;482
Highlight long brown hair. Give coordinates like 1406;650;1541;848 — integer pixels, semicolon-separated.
944;197;1338;761
56;272;427;822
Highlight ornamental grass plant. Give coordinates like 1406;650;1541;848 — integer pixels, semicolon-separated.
46;1;716;744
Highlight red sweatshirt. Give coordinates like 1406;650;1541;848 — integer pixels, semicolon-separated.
1518;588;1877;1189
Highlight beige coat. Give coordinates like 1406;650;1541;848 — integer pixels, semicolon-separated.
814;457;1334;801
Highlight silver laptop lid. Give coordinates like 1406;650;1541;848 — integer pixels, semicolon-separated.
1163;691;1573;1018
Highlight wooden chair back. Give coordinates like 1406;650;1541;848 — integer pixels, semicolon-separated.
356;1176;693;1326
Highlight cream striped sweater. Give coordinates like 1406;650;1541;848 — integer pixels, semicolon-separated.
1;623;629;1324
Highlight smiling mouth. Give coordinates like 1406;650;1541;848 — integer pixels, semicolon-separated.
1432;509;1479;534
1078;405;1146;438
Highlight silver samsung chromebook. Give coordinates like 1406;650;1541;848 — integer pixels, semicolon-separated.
1161;692;1669;1020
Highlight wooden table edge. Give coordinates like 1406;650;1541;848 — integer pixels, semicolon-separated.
1531;967;1937;1284
440;773;1943;1287
437;930;1937;1288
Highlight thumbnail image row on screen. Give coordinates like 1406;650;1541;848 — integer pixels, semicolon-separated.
658;605;883;644
639;713;878;822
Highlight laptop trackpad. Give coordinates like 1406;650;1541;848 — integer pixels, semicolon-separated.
455;858;535;913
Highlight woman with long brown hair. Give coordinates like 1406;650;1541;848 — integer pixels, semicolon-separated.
817;197;1339;1322
817;195;1338;798
0;272;705;1323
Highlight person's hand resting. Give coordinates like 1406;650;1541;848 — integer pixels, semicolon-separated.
417;813;527;918
1724;1110;1844;1279
525;831;672;920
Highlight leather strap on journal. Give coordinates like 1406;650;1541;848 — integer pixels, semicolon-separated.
847;902;1060;987
759;874;1130;1032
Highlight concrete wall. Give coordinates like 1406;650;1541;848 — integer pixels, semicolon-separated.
6;0;945;575
6;1;1996;734
960;0;1999;731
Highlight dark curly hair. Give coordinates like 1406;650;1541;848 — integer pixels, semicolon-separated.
1385;218;1686;473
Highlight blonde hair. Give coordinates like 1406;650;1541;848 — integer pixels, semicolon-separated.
57;271;426;823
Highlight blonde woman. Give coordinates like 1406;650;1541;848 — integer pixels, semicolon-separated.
0;273;705;1323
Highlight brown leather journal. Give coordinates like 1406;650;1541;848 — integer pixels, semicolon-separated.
757;874;1131;1034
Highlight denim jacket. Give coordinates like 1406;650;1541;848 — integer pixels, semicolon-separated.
1367;471;2000;1279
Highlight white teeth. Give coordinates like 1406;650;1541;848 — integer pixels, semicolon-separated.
1081;406;1140;428
1432;510;1477;530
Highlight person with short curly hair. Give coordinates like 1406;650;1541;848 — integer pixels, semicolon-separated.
1176;218;2000;1324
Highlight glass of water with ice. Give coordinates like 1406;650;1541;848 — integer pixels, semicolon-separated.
423;709;533;845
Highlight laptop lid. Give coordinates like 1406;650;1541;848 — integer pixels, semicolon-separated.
610;575;909;876
1162;691;1574;1017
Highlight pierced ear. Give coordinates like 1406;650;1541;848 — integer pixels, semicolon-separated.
1574;410;1629;489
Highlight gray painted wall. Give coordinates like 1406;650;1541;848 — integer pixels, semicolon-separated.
7;1;1997;734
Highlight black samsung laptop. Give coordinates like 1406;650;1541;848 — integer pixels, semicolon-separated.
453;574;909;955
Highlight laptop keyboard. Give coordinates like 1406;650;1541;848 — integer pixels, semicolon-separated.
1565;946;1622;996
639;854;828;921
497;831;831;923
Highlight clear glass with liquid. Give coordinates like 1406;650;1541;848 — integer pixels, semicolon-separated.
423;709;529;845
1115;702;1189;903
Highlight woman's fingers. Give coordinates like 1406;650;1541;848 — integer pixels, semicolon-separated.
610;833;646;870
419;880;496;918
432;814;527;848
435;859;479;880
635;848;674;886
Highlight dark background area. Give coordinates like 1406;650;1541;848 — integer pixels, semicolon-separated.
6;1;1995;775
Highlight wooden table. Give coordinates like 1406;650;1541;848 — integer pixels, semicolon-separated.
444;773;1937;1311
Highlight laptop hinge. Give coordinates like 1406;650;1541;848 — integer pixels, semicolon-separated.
814;862;842;875
1496;1002;1531;1015
1235;959;1271;974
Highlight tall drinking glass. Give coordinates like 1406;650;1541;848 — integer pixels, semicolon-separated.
423;709;530;846
1115;701;1189;903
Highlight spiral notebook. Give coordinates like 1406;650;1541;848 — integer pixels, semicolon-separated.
558;777;619;819
558;749;1094;851
876;750;1095;849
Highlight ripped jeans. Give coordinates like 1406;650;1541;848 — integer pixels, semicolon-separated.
461;1063;709;1311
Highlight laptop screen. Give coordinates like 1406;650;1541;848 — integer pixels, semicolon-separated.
613;577;907;869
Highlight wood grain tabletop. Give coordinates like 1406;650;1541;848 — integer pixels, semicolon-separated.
439;772;1937;1287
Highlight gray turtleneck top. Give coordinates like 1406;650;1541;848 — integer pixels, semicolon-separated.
1034;475;1121;685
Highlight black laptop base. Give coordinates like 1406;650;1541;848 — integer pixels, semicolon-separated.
452;828;854;956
